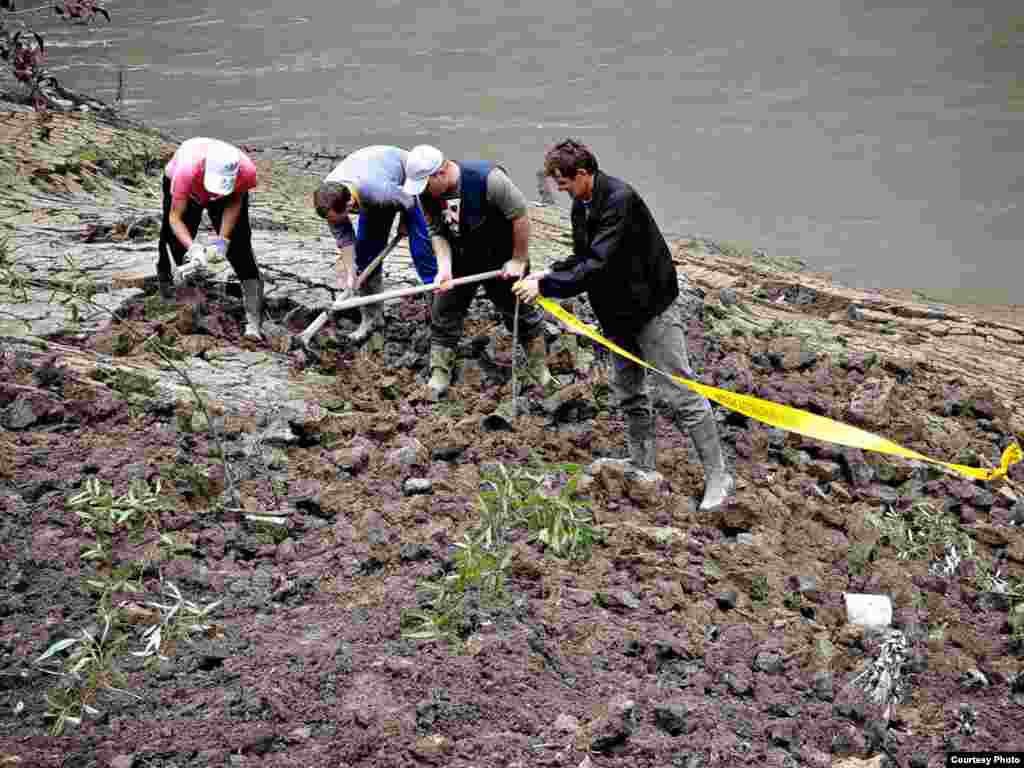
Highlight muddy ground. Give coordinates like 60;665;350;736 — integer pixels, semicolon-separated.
2;105;1024;768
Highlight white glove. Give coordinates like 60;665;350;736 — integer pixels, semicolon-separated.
185;243;209;269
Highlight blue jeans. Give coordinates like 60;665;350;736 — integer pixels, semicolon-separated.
355;203;436;284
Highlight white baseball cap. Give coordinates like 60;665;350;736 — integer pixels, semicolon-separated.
203;141;241;196
403;145;445;195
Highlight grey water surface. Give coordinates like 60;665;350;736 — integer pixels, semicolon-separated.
32;0;1024;303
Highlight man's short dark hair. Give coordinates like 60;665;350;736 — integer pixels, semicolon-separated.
313;181;352;219
543;139;599;178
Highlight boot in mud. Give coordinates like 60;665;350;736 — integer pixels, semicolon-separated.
347;268;383;343
158;272;175;300
241;278;264;341
427;344;457;401
523;334;556;393
690;412;735;511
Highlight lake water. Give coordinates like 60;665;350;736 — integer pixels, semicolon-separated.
27;0;1024;304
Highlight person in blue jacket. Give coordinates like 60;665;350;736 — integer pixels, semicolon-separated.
313;145;440;341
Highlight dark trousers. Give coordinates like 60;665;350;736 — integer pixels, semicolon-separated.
158;176;260;281
430;254;544;349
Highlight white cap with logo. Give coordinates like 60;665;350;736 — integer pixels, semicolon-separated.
203;141;241;196
403;145;444;195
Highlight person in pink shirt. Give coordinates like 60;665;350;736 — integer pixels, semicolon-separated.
159;137;264;339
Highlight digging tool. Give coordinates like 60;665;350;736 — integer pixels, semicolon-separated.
294;232;403;351
328;269;504;313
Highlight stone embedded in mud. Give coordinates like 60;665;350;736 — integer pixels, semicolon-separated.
806;459;842;483
840;449;875;487
752;649;785;675
0;395;39;429
716;590;738;610
331;437;373;474
261;417;299;446
588;694;636;753
597;589;640;612
722;670;753;696
386;439;426;470
813;671;835;701
553;712;579;733
624;469;664;506
652;702;697;736
403;478;433;496
847;377;896;427
287;479;324;516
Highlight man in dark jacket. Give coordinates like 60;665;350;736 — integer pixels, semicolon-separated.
403;145;554;401
513;139;733;511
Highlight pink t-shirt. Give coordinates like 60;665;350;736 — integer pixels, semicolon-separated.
165;138;258;206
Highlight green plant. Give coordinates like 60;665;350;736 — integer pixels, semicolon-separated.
134;581;220;662
847;541;876;577
782;591;803;612
35;607;132;736
749;574;770;604
68;477;165;541
481;464;600;559
866;502;967;563
403;462;599;646
84;563;143;607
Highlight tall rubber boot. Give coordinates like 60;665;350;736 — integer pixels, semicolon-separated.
524;335;554;391
628;411;657;471
158;272;175;300
689;413;735;511
348;267;383;343
427;344;457;401
241;278;264;340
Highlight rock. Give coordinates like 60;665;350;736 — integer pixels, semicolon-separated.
752;649;785;675
813;671;834;701
399;543;432;562
1;396;39;429
786;575;818;593
719;287;739;307
847;377;896;427
844;593;892;628
261;418;299;446
331;437;373;474
431;444;465;461
653;703;697;736
807;460;842;483
716;590;738;611
553;713;579;733
411;734;451;760
480;411;515;431
588;694;635;752
109;756;136;768
722;671;753;696
841;449;875;487
597;589;640;612
403;478;433;496
624;469;663;506
287;479;323;516
385;441;424;470
276;538;296;563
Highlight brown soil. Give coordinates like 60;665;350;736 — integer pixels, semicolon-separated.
2;276;1023;768
1;103;1023;768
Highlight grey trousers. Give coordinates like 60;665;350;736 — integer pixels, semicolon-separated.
609;302;712;431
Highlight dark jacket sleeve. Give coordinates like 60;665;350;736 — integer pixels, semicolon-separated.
540;190;631;299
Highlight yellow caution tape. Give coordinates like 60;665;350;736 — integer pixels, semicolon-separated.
537;298;1021;483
